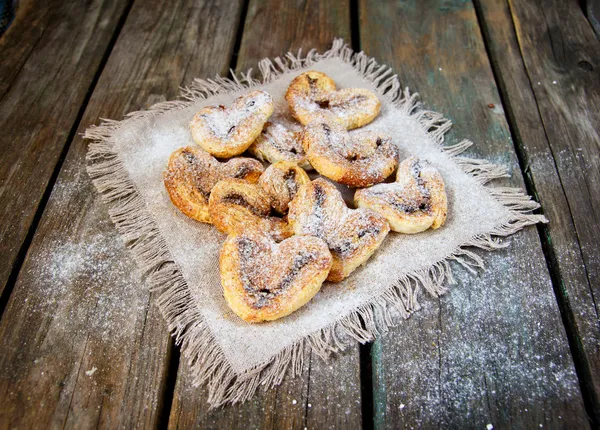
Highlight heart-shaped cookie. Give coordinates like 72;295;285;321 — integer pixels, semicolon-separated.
220;227;332;322
288;178;390;281
302;121;398;188
190;90;274;157
355;157;448;233
209;178;292;241
248;122;312;170
258;161;311;215
285;71;381;130
164;146;264;223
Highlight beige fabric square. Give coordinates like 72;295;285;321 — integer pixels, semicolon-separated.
86;40;545;407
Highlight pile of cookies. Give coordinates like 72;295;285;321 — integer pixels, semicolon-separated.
164;71;448;323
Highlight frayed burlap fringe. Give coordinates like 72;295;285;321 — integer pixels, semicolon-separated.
85;38;547;408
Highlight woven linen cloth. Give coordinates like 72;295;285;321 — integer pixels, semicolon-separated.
85;39;546;407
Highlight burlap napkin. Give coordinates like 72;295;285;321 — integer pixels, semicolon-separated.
85;39;546;407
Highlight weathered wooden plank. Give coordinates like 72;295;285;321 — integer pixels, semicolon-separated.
359;0;589;428
0;0;243;427
170;346;362;429
168;1;363;428
235;0;352;72
475;0;600;423
587;0;600;39
0;0;132;299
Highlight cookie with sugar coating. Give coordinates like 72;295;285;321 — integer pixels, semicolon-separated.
248;122;312;170
190;90;274;158
163;146;264;223
220;227;332;323
288;178;390;282
258;161;311;215
303;121;398;188
355;157;448;234
209;178;292;242
285;70;380;130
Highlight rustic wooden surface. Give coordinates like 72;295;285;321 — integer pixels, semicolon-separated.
360;0;589;427
168;1;363;429
0;0;598;428
475;0;600;423
0;0;131;299
0;0;243;428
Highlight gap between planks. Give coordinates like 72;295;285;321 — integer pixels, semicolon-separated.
350;0;377;428
472;0;599;425
0;0;136;319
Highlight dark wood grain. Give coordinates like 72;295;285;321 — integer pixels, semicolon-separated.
0;0;243;427
0;0;132;299
167;1;363;428
359;0;589;428
475;0;600;423
235;0;352;72
587;0;600;39
170;347;362;430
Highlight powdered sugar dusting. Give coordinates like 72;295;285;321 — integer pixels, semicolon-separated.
304;121;397;187
90;53;563;414
248;121;310;168
203;91;272;138
290;87;379;125
376;235;581;427
25;220;145;345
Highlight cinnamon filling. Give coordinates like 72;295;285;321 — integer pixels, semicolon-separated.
239;247;316;309
272;252;315;292
389;196;431;214
329;95;367;110
180;150;210;198
357;224;382;238
330;224;382;256
313;184;326;206
312;93;367;112
221;193;266;216
308;184;327;239
283;169;298;196
233;165;250;179
181;150;202;169
307;75;320;95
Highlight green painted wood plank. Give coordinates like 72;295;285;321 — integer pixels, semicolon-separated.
475;0;600;423
359;0;589;427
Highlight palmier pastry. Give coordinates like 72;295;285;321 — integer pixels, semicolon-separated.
258;161;311;214
190;90;274;157
248;122;312;170
285;71;380;129
355;157;448;234
303;121;398;188
288;178;390;282
208;178;292;241
220;228;332;322
164;146;264;223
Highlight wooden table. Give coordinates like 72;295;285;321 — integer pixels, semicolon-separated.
0;0;598;428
